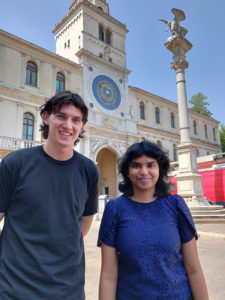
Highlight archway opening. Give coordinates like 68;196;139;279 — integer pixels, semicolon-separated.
96;148;118;199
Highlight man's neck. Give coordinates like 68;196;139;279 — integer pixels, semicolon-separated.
43;144;74;161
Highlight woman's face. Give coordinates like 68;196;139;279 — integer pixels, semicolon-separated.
128;155;159;194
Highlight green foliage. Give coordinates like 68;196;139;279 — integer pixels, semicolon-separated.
219;124;225;153
189;93;213;117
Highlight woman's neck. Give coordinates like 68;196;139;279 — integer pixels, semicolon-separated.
130;189;157;203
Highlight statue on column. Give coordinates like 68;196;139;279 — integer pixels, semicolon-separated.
159;8;188;40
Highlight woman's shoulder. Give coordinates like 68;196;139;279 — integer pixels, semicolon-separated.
106;194;126;209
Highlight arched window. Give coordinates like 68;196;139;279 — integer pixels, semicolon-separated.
193;120;197;135
106;30;111;45
213;128;216;141
171;112;175;128
56;72;65;93
26;61;37;86
99;25;104;41
173;144;177;161
22;113;34;140
139;102;145;120
155;107;160;124
204;125;208;139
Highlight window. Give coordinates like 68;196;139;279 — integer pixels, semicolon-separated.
139;102;145;120
56;72;65;93
99;25;104;41
173;144;177;161
26;61;37;87
193;120;197;135
204;125;208;139
67;39;70;48
22;113;34;140
213;128;216;141
106;30;111;45
155;107;160;124
171;112;175;128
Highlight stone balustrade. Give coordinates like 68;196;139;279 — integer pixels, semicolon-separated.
0;136;41;150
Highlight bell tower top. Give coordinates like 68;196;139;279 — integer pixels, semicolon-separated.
70;0;109;14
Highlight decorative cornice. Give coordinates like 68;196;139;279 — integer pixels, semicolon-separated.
171;58;189;71
53;0;128;34
0;29;82;74
165;35;192;54
75;48;131;74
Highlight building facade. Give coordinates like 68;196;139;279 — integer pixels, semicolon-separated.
0;0;221;198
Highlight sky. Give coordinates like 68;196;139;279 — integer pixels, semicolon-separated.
0;0;224;124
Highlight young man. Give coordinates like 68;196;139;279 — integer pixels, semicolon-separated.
0;91;99;299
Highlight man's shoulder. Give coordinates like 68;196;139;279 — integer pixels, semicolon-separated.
75;151;96;168
3;146;42;162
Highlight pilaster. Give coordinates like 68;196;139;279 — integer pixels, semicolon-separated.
16;102;24;139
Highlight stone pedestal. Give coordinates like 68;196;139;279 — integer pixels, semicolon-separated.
176;143;208;205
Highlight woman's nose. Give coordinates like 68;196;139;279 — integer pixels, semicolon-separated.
140;166;148;174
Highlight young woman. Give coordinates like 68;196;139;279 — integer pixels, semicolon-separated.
98;141;209;300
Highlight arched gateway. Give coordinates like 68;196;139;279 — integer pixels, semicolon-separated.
96;147;119;199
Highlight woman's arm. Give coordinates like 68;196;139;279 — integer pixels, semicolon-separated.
182;237;209;300
99;242;118;300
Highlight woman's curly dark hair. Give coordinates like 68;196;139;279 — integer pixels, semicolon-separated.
118;141;170;198
40;91;88;145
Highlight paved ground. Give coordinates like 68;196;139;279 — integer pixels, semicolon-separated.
85;220;225;300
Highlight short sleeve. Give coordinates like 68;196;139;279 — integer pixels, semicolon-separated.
0;158;12;212
83;161;99;216
176;194;198;243
97;199;117;248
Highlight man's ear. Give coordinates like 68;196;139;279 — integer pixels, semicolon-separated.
42;111;49;125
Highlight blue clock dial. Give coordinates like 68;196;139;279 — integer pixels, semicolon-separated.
92;75;121;110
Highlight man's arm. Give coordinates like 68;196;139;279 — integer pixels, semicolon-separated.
0;212;5;236
82;215;94;237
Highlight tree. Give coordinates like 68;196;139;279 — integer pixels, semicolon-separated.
189;93;212;117
219;124;225;153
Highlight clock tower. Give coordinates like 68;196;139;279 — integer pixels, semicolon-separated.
53;0;134;131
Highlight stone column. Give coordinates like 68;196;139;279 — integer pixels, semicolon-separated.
162;10;208;205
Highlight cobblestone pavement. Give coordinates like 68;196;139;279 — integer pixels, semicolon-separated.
85;220;225;300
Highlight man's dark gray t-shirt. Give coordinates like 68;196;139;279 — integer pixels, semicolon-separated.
0;146;99;299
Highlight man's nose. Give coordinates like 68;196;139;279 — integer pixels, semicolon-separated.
63;118;73;128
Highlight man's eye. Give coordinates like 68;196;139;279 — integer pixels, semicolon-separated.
73;119;82;124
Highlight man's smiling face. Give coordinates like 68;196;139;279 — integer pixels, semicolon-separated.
42;103;84;152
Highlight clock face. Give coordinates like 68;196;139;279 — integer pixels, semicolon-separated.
92;75;121;110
